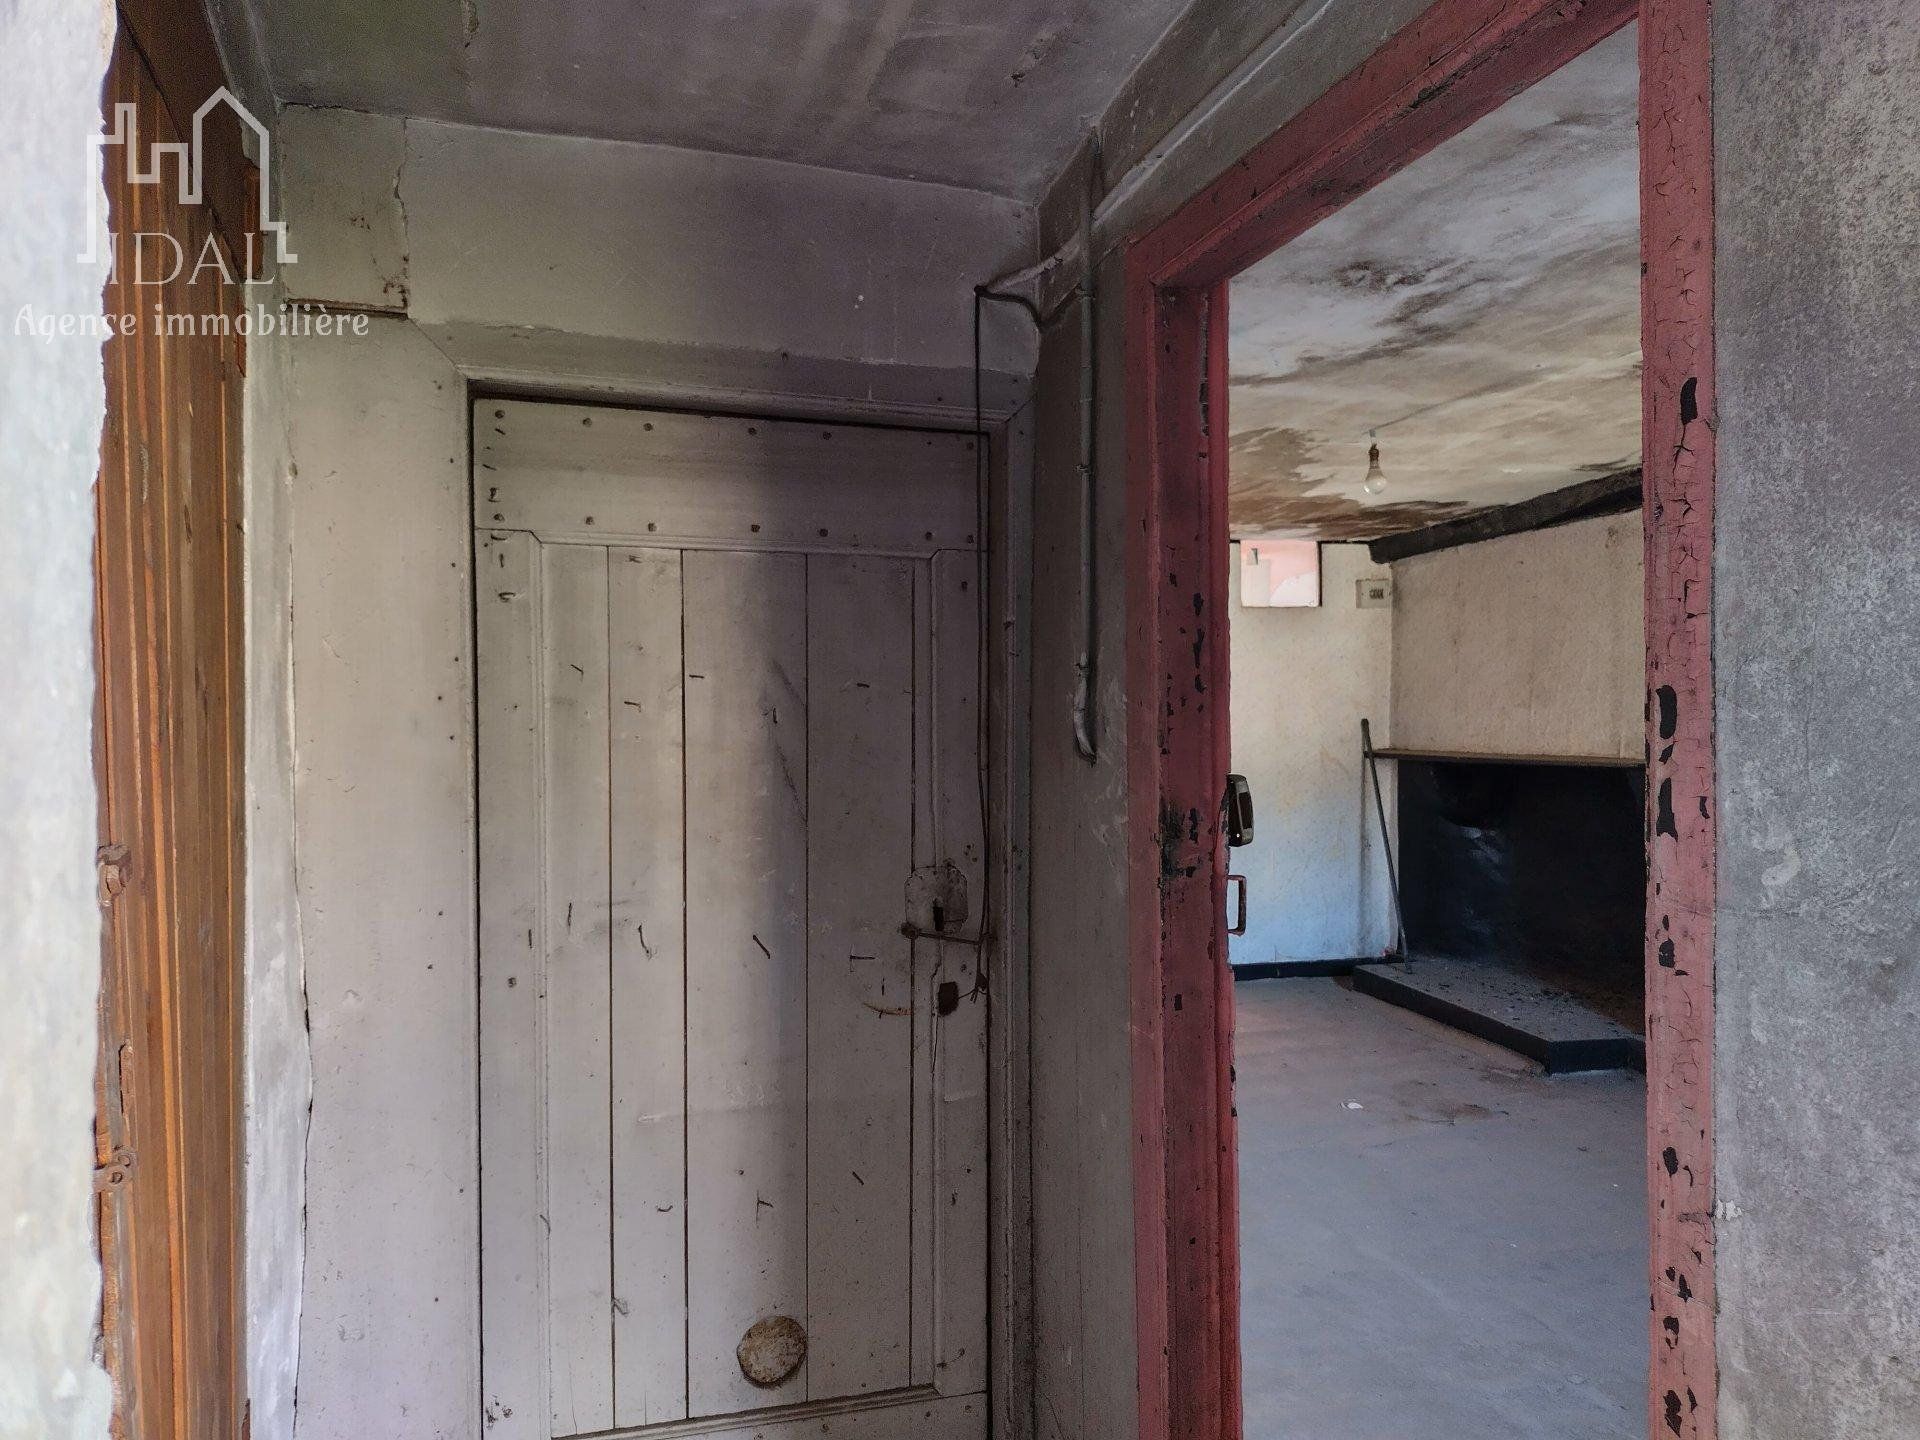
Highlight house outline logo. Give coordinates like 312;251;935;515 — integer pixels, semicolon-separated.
82;87;295;267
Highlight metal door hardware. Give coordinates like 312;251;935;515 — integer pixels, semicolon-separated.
94;1147;135;1192
1223;774;1255;848
96;842;130;907
905;862;970;938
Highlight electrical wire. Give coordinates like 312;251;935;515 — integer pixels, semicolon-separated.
976;127;1105;769
964;275;1098;956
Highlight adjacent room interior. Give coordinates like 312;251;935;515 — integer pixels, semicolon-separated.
1222;26;1651;1438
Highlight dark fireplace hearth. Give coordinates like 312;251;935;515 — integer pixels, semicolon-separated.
1354;755;1647;1072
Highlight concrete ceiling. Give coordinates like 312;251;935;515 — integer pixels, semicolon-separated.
1228;25;1640;541
244;0;1193;198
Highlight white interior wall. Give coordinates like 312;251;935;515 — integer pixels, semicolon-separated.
270;105;1038;1439
276;105;1037;404
1390;512;1644;760
0;3;114;1437
242;312;308;1440
287;317;477;1439
1227;543;1396;965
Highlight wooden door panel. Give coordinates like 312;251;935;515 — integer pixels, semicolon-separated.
608;547;690;1429
683;549;811;1419
540;545;616;1436
477;403;987;1440
805;554;918;1399
476;404;976;556
477;530;548;1440
929;551;989;1397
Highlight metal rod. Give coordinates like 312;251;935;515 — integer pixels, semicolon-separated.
1361;717;1406;957
975;133;1103;765
1069;131;1102;763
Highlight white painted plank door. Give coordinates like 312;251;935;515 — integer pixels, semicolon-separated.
930;551;989;1396
684;550;811;1418
541;546;616;1438
481;535;645;1440
608;548;689;1428
805;554;917;1398
909;567;938;1388
477;530;546;1440
479;400;988;1440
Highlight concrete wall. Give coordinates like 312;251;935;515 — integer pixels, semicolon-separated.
1713;3;1920;1436
1390;512;1644;761
1227;543;1395;965
272;106;1037;1439
0;2;114;1436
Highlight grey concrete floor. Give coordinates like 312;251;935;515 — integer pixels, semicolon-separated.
1235;977;1647;1440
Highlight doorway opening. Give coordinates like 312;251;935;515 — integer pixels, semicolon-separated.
1225;32;1647;1436
1122;2;1716;1438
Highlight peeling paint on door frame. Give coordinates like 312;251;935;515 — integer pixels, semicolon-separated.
1119;1;1717;1438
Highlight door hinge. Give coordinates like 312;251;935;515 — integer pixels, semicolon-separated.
93;1147;135;1193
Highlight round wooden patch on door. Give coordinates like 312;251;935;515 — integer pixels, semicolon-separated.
737;1315;807;1387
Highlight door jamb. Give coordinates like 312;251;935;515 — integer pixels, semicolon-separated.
1119;2;1718;1438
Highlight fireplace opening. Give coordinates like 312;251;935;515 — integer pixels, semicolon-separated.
1353;755;1647;1072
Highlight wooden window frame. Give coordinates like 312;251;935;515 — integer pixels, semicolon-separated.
1119;2;1718;1437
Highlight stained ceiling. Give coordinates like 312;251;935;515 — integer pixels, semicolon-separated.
241;0;1193;199
1228;24;1641;541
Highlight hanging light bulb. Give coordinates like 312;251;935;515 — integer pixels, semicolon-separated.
1361;435;1388;496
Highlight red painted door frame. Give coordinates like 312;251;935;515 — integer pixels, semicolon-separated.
1121;2;1718;1438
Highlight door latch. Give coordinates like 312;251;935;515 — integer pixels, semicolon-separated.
1223;774;1254;848
903;862;971;941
